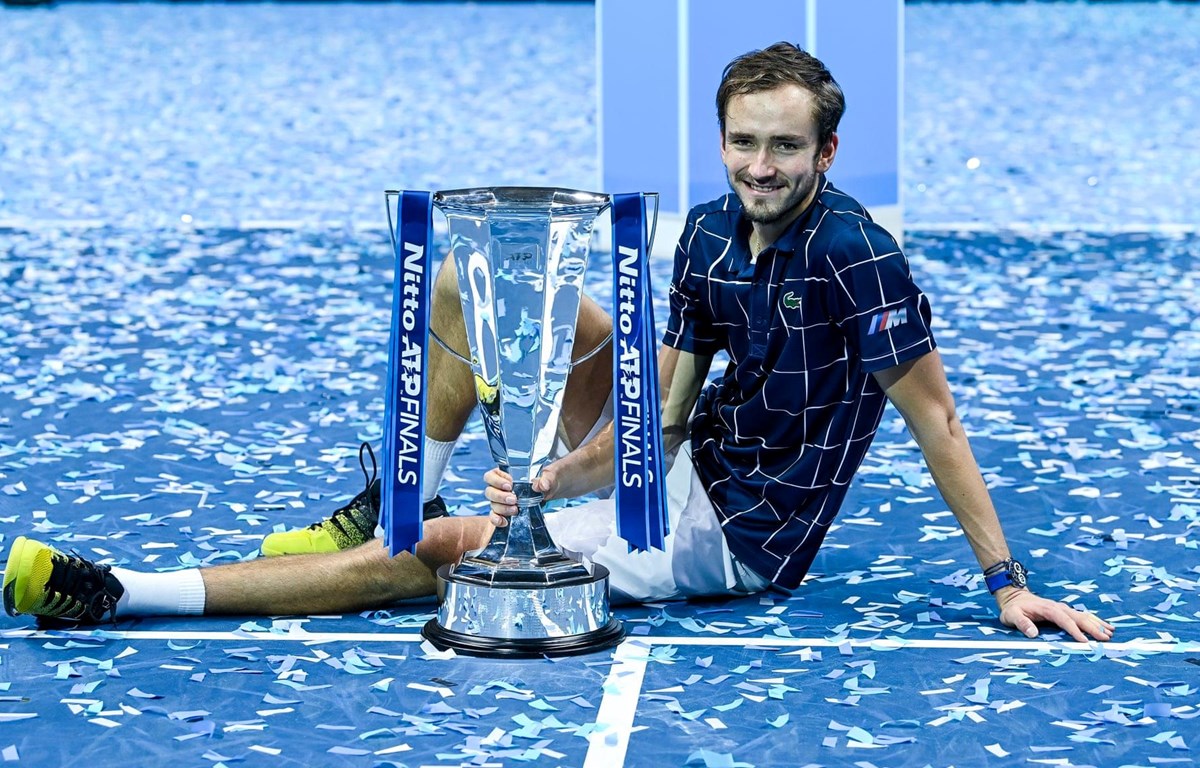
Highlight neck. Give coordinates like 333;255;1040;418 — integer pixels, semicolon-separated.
750;208;800;255
749;228;768;257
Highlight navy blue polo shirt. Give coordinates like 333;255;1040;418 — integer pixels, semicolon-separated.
663;177;936;590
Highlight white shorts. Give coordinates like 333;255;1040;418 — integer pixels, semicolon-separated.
544;445;769;605
405;395;768;604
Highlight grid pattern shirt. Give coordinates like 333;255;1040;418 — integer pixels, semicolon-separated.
663;177;937;590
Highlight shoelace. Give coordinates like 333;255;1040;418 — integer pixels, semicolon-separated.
313;442;379;538
42;550;118;623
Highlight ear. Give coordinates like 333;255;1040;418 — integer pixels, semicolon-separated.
816;133;839;173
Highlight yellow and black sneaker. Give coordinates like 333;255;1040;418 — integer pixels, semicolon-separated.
3;536;125;626
260;442;449;557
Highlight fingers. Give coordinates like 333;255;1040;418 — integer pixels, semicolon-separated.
484;468;512;486
1080;612;1115;642
1059;617;1089;644
484;468;516;526
1014;615;1039;639
1000;593;1116;643
482;466;559;527
533;466;558;497
1039;609;1114;643
1046;603;1114;643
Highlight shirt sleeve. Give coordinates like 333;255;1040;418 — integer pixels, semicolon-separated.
825;222;937;373
662;210;723;355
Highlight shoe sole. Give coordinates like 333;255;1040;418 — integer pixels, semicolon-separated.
3;536;33;616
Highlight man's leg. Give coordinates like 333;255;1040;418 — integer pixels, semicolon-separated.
4;515;496;622
557;288;615;451
427;257;614;449
542;452;770;606
262;257;615;556
5;267;617;622
200;515;494;615
258;260;481;557
422;256;483;443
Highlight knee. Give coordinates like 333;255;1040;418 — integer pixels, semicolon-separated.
579;294;613;336
417;517;492;569
572;297;614;366
433;257;460;309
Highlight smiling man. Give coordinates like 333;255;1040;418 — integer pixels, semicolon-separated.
720;78;837;241
5;43;1112;644
481;42;1113;641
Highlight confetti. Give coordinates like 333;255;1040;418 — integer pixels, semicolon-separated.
3;5;1200;768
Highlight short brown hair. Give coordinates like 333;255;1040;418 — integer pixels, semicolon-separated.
716;42;845;149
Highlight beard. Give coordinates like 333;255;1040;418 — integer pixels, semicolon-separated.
729;169;819;226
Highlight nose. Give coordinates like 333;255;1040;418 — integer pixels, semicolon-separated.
748;147;776;179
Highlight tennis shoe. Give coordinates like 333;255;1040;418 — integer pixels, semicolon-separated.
260;443;448;557
3;536;125;626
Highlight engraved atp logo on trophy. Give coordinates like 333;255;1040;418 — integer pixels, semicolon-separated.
503;246;539;270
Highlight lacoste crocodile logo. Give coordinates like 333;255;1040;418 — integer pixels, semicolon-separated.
782;292;802;310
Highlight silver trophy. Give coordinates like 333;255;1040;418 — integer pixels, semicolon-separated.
408;187;656;657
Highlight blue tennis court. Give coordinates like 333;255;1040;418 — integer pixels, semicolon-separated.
1;3;1198;767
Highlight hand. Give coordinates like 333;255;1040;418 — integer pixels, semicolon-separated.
997;588;1115;642
482;466;561;528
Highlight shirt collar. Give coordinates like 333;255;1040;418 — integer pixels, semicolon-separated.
736;174;827;257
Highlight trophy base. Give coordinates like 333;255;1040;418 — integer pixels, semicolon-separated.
421;562;625;658
421;617;625;659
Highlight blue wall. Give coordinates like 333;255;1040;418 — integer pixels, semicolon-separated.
598;0;901;215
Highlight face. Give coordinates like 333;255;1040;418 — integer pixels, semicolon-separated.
720;84;837;232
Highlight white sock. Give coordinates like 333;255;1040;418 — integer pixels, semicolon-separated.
111;567;206;617
423;437;456;502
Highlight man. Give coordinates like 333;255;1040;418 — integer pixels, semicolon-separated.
4;43;1113;643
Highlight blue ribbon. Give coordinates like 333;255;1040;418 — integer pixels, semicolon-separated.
612;192;668;552
381;190;433;557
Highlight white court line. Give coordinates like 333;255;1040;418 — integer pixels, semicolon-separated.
583;639;651;768
0;218;363;231
5;628;1193;654
3;629;428;644
909;221;1200;234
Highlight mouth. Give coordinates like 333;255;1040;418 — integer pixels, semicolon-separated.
742;178;786;196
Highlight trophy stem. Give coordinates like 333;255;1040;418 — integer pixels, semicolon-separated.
452;481;592;586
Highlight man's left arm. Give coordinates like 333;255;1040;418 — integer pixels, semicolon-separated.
874;350;1115;643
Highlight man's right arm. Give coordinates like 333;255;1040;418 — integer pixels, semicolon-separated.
657;345;712;457
533;343;712;500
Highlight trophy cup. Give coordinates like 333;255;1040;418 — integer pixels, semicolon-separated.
381;187;666;658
